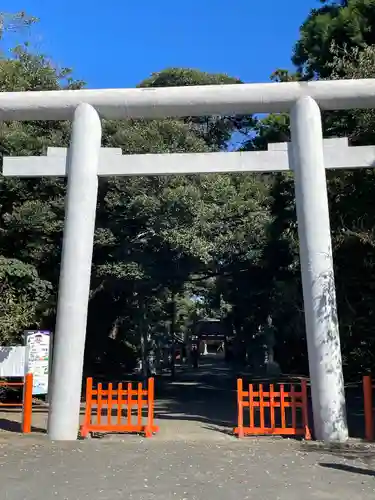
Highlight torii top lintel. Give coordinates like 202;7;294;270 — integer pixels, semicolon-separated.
0;79;375;121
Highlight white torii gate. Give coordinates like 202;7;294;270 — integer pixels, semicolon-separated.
2;80;375;442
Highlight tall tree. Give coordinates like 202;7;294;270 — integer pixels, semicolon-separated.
139;68;254;150
293;0;375;78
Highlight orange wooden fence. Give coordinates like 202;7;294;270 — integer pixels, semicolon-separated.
0;373;33;433
363;375;374;441
80;377;159;438
234;378;311;439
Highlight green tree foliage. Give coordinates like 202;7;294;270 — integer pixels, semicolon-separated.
293;0;375;78
295;9;375;377
0;256;51;343
0;44;84;344
139;68;254;150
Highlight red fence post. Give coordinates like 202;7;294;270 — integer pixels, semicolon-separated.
236;378;244;437
22;373;33;433
301;379;311;440
363;375;374;441
145;377;155;437
80;377;93;438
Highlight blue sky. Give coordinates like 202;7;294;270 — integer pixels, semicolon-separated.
2;0;317;88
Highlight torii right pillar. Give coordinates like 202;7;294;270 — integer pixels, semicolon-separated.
290;96;348;442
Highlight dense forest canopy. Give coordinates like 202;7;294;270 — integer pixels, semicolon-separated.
1;1;375;380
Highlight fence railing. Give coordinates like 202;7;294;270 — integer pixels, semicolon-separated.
80;377;159;438
363;375;374;441
0;373;33;433
234;378;311;439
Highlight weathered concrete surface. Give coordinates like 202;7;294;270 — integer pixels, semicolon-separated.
0;435;375;500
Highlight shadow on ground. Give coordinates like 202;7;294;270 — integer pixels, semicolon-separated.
153;357;238;436
0;417;46;433
319;462;375;476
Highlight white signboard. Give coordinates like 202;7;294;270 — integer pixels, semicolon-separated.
0;346;27;377
25;330;51;395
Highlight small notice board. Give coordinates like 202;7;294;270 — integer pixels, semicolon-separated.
24;330;52;395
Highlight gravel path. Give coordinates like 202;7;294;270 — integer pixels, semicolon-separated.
0;435;374;499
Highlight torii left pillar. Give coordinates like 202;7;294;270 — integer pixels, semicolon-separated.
47;103;102;440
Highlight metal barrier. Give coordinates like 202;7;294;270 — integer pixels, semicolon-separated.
363;375;374;441
234;378;311;439
80;377;159;438
0;373;33;433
